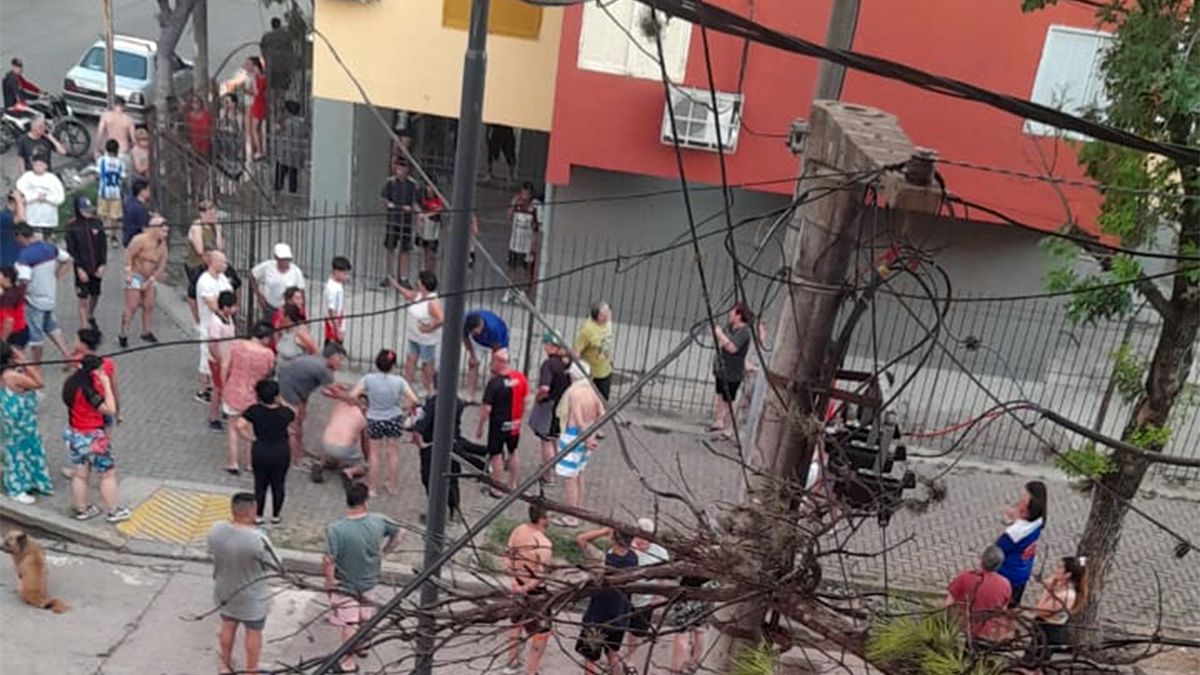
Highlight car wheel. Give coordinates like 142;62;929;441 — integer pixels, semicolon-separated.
54;119;92;159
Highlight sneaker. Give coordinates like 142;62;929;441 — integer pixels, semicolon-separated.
106;506;132;523
502;664;522;675
74;504;102;521
270;516;282;525
194;390;211;404
118;335;128;348
208;419;225;433
140;332;158;343
10;492;35;505
255;516;265;526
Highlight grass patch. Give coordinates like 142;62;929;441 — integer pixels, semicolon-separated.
486;517;596;566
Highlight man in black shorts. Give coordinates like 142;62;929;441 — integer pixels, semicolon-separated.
575;526;639;674
474;350;527;496
485;123;516;182
380;160;421;286
710;302;754;437
64;196;106;332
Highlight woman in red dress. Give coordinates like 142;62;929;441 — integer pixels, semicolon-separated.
246;56;267;160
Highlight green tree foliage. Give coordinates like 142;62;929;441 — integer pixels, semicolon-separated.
1022;0;1199;630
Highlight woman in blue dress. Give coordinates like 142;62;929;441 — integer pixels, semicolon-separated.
1;343;53;504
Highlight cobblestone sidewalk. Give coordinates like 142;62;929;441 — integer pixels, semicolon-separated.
14;257;1198;631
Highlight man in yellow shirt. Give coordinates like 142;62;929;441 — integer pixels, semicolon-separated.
574;301;613;399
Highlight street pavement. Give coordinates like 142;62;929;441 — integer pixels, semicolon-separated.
4;248;1198;648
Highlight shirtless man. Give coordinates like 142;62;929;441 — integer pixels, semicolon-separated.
119;215;167;347
554;364;605;528
505;503;553;675
319;396;369;484
92;96;136;159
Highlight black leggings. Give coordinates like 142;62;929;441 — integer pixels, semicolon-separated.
253;459;289;518
418;439;489;514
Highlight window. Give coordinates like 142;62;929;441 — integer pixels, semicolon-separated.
577;0;691;81
660;86;742;152
80;47;149;80
1026;25;1112;137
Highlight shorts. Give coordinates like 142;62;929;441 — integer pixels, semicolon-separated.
507;250;533;269
327;592;375;627
407;339;437;363
416;236;438;252
220;614;266;631
384;221;414;252
5;327;30;348
670;599;711;629
221;402;243;417
184;264;204;300
575;623;625;662
554;428;590;478
125;273;151;291
324;442;366;467
74;272;102;299
366;416;406;440
63;427;115;473
592;375;612;401
97;198;122;221
512;586;551;635
715;377;741;403
24;306;59;346
486;429;519;457
534;415;561;442
627;605;654;639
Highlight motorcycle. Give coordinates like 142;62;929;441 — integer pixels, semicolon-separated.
0;93;91;159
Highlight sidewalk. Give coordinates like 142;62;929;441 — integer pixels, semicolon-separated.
4;253;1197;633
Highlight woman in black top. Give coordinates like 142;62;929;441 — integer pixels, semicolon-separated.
235;379;294;523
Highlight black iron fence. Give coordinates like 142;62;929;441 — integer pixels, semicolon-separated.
151;131;1198;483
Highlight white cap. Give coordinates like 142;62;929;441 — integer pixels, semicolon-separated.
636;517;655;534
273;242;293;259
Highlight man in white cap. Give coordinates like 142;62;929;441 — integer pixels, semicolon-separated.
626;517;669;659
251;242;305;314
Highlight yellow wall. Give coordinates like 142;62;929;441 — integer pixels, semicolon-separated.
313;0;562;132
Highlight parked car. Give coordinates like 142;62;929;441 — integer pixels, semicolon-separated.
63;35;193;120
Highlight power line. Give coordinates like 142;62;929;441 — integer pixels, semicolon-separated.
935;156;1200;201
631;0;1198;165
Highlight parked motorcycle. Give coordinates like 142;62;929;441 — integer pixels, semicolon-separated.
0;93;91;159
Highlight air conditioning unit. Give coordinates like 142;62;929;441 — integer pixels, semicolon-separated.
660;86;742;153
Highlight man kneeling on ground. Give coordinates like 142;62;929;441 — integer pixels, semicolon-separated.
318;395;370;485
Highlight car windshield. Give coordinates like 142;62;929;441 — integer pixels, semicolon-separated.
80;46;148;80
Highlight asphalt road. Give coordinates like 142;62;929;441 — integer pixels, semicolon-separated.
0;0;281;98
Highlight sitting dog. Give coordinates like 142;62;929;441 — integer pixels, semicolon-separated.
3;529;68;613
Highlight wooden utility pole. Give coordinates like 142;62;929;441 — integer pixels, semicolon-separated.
102;0;116;107
711;100;934;664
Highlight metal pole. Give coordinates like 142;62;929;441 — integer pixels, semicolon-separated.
812;0;861;101
192;0;209;99
102;0;116;107
413;0;490;672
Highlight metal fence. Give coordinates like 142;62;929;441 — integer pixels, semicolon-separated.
151;132;1198;483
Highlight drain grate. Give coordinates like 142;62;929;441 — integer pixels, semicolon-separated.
115;488;231;543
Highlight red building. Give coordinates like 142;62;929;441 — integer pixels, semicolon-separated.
545;0;1110;258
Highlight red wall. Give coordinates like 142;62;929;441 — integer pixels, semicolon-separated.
546;0;1105;233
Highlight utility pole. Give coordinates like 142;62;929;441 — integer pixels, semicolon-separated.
812;0;861;100
711;101;933;665
102;0;116;107
413;0;490;673
192;0;209;99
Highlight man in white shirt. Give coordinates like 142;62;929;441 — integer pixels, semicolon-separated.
196;251;233;410
15;152;64;235
251;242;305;313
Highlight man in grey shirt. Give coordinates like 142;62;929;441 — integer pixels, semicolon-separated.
709;302;754;436
277;341;347;465
323;482;401;673
207;492;281;675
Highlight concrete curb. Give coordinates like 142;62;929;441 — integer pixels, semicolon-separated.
0;496;499;593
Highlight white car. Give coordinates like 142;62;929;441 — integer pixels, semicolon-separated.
63;35;192;119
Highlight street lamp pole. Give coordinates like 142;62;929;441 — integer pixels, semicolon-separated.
413;0;491;672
